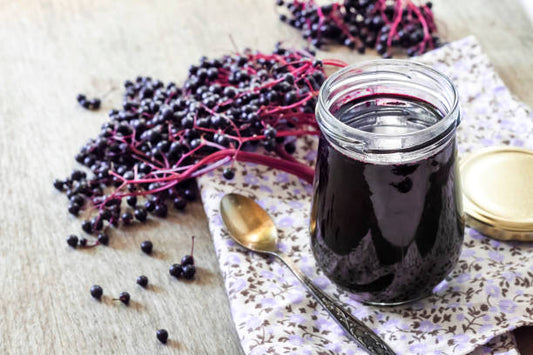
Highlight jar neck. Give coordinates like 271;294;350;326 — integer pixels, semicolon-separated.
316;60;460;164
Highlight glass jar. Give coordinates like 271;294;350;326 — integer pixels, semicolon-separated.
310;60;464;305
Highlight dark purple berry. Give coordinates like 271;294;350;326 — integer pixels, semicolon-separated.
90;98;101;110
67;235;78;248
97;233;109;246
79;238;88;247
173;197;186;210
126;195;137;207
134;207;148;222
91;217;103;231
141;240;153;254
145;199;156;212
81;220;92;234
169;263;183;278
53;179;64;191
137;275;148;287
182;264;196;279
154;204;168;218
118;292;130;305
68;203;80;216
222;168;235;180
181;254;194;266
90;285;103;299
284;142;296;154
183;188;196;201
156;329;168;344
122;212;133;225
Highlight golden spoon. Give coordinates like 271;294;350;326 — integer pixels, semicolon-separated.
220;193;396;355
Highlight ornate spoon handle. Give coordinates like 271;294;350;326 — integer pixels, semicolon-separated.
276;252;396;355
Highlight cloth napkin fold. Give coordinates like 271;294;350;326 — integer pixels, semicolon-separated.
198;36;533;355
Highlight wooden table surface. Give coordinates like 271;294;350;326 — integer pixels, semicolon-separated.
1;0;532;353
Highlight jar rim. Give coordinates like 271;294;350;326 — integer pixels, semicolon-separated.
317;59;459;140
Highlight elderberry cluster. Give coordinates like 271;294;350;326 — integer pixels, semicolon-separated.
77;94;101;110
55;44;323;241
169;236;197;280
277;0;440;57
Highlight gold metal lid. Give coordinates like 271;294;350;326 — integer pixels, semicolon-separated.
461;146;533;241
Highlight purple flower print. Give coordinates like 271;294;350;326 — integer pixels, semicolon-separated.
461;248;476;257
288;291;304;304
488;250;504;263
246;317;261;329
261;297;276;307
409;343;428;353
502;271;517;281
275;172;290;183
231;277;247;293
498;299;517;314
259;185;273;193
456;273;471;283
469;228;485;240
289;314;305;324
243;174;260;185
288;334;303;346
277;216;294;228
312;276;330;289
486;284;500;297
419;320;439;332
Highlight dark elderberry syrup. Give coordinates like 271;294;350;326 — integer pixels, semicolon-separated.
311;93;464;305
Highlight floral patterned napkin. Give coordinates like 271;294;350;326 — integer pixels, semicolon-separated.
198;36;533;355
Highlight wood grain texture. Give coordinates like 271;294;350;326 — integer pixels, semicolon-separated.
0;0;531;354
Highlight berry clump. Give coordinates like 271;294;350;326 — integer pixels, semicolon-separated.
169;236;196;280
117;291;130;305
277;0;440;57
77;94;101;110
55;45;333;243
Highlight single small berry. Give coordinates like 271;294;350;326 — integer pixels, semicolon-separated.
53;179;64;191
181;255;194;266
118;291;130;305
79;238;88;247
134;207;148;222
97;233;109;246
141;240;153;254
156;329;168;344
182;264;196;280
222;168;235;180
67;235;78;248
90;285;103;299
169;263;183;278
183;188;196;201
122;212;133;225
154;204;168;218
90;98;101;110
68;203;80;216
173;197;186;210
126;195;137;207
81;220;93;234
137;275;149;287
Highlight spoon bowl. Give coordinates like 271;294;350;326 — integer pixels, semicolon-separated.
220;193;278;253
220;193;396;355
